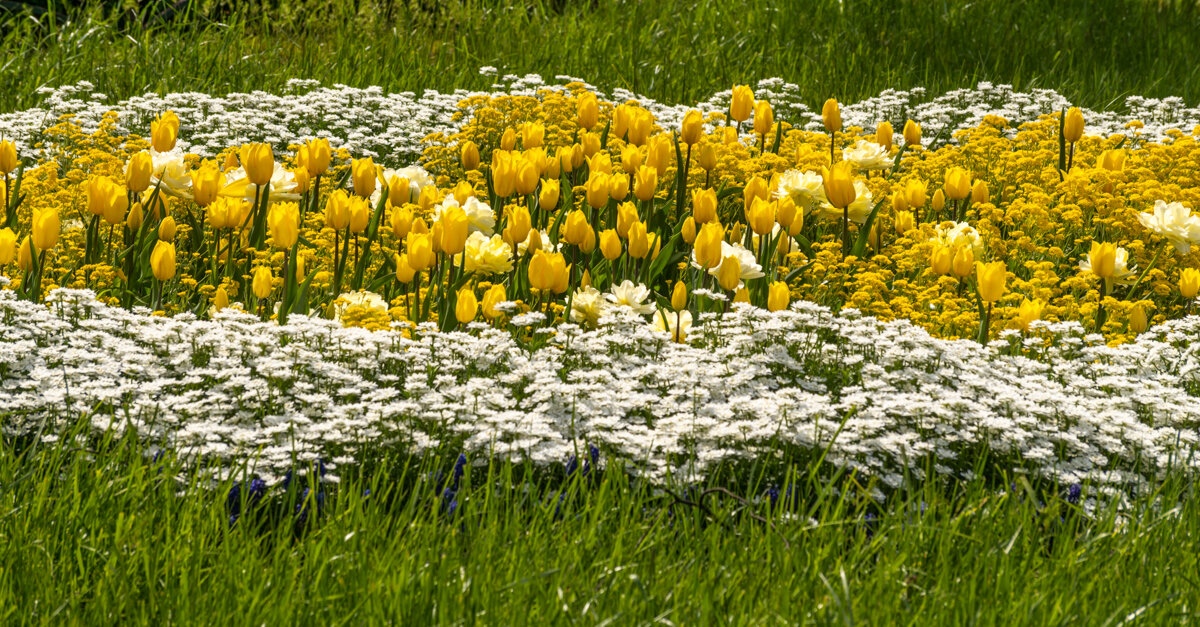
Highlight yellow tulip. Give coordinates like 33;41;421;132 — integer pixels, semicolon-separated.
734;287;750;303
742;176;769;211
681;109;704;145
347;196;370;234
126;202;144;231
514;158;539;196
777;196;803;236
582;132;601;157
717;255;741;291
971;180;990;204
905;179;927;208
930;244;952;275
305;138;331;177
125;151;153;192
903;119;921;146
406;232;435;271
213;287;229;312
461;141;481;171
875;121;894;151
17;236;31;273
506;205;532;246
671;281;687;311
1014;299;1045;331
695;222;725;269
616;201;638;238
767;281;789;312
646;136;671;176
529;250;555;291
1099;149;1126;172
597;228;619;259
394;253;416;283
0;227;16;265
31;207;59;252
0;140;17;174
1180;268;1200;299
821;162;857;209
730;85;754;122
326;190;352;231
931;189;946;214
747;197;776;236
585;172;609;209
608;172;630;201
943;168;971;201
252;266;273;300
627;110;654;146
632;166;657;202
894;210;914;235
698;143;717;171
352;157;376;198
482;283;507;319
577;92;599;130
150;111;180;153
891;192;909;213
681;216;697;244
240;143;274;187
951;245;974;278
455;288;478;324
149;240;176;281
439;206;470;255
269;203;300;249
189;164;221;208
753;101;773;137
564;210;590;246
1087;241;1117;279
821;98;842;134
627;221;650;258
500;128;517;151
158;216;176;242
975;261;1006;302
1129;306;1149;334
1064;107;1084;143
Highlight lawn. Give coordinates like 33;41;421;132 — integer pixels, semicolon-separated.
3;0;1200;624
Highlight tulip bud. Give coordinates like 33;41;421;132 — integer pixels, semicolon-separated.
733;287;750;303
564;210;590;246
213;286;229;312
975;261;1006;303
461;141;480;171
717;255;741;291
747;197;776;236
944;168;971;201
932;189;946;214
325;190;352;231
692;188;718;224
681;109;704;145
671;281;687;311
742;176;769;212
695;222;725;269
875;121;894;152
753;101;773;137
627;221;650;258
17;236;31;273
577;92;599;130
1099;149;1126;172
698;143;718;171
767;281;789;312
158;216;176;242
126;202;144;231
1064;107;1084;143
616;201;638;239
150;111;180;153
406;232;434;271
582;132;601;158
822;98;842;134
777;196;803;236
627;110;654;146
1129;306;1149;334
894;210;914;235
252;266;273;300
723;127;739;145
599;229;621;261
681;216;697;244
891;192;909;213
1014;298;1044;331
418;186;439;212
455;288;478;324
500;128;517;151
125;151;153;192
149;240;176;281
0;140;17;174
730;85;754;123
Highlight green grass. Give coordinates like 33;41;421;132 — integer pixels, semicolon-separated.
3;0;1200;115
2;423;1199;624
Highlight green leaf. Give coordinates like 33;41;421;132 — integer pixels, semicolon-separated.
850;197;888;257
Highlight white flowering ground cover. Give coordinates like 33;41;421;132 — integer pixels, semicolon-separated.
5;72;1199;164
3;286;1198;492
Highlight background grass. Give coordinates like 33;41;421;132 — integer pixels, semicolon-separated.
3;0;1200;114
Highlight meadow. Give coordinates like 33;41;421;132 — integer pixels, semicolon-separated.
3;0;1200;623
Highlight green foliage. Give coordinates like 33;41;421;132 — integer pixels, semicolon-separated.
4;0;1200;113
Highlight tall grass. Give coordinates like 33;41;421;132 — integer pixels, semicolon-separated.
3;0;1200;114
2;419;1198;623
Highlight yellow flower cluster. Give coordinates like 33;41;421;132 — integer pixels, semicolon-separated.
3;86;1200;345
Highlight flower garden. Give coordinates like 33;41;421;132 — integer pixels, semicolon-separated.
6;2;1200;623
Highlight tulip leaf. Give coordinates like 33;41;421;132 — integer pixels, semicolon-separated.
784;261;815;283
717;186;743;201
793;233;814;258
1057;108;1067;179
292;268;320;316
646;232;681;286
771;121;784;154
850;197;888;257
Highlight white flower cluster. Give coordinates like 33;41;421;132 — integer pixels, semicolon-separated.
2;288;1198;491
4;74;1199;166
